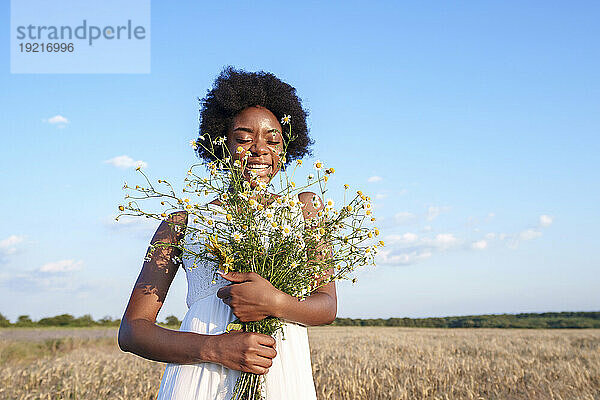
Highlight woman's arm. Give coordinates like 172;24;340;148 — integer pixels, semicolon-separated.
118;211;277;374
274;281;337;326
216;191;337;326
217;271;336;326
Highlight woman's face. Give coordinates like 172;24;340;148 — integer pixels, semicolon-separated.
226;105;284;187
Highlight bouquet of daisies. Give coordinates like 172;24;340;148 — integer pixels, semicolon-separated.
116;117;383;399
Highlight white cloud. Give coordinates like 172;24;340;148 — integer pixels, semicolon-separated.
377;249;432;265
0;235;24;256
385;232;460;249
0;257;88;294
519;229;542;241
539;214;553;228
39;259;83;273
428;233;460;249
386;232;419;244
375;193;387;200
367;176;383;183
471;240;488;250
45;115;69;125
485;232;497;240
1;270;90;293
103;155;148;169
376;231;463;266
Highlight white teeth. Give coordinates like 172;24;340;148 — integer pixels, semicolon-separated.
248;164;270;169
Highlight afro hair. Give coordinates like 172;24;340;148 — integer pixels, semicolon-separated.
196;66;313;165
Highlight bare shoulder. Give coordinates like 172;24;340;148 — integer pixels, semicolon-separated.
167;210;188;223
152;211;189;244
297;191;323;220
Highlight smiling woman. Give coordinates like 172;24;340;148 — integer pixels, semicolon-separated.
118;66;334;400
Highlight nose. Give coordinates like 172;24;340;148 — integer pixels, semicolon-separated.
250;135;268;155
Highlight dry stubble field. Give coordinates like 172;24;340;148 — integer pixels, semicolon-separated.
0;326;599;400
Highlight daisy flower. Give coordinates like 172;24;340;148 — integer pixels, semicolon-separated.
313;160;323;171
280;223;292;236
232;231;245;242
281;114;291;125
189;139;198;149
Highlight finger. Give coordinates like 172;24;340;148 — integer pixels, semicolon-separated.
257;346;277;359
255;333;276;348
252;354;274;368
250;366;268;375
216;286;231;299
218;270;254;283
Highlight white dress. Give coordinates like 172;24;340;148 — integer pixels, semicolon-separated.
157;193;317;400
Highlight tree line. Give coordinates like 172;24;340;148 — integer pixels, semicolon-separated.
1;311;598;329
332;311;600;328
0;313;182;328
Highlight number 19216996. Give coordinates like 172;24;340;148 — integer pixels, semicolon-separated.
19;42;74;52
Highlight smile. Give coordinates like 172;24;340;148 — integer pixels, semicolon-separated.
247;164;271;171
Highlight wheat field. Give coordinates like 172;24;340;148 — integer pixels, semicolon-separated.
0;327;598;399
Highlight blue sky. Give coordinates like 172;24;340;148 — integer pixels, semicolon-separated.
1;1;598;322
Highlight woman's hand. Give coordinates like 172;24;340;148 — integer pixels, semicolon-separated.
210;330;277;375
216;271;283;322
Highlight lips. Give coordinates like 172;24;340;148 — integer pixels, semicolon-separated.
247;164;271;170
245;160;273;175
